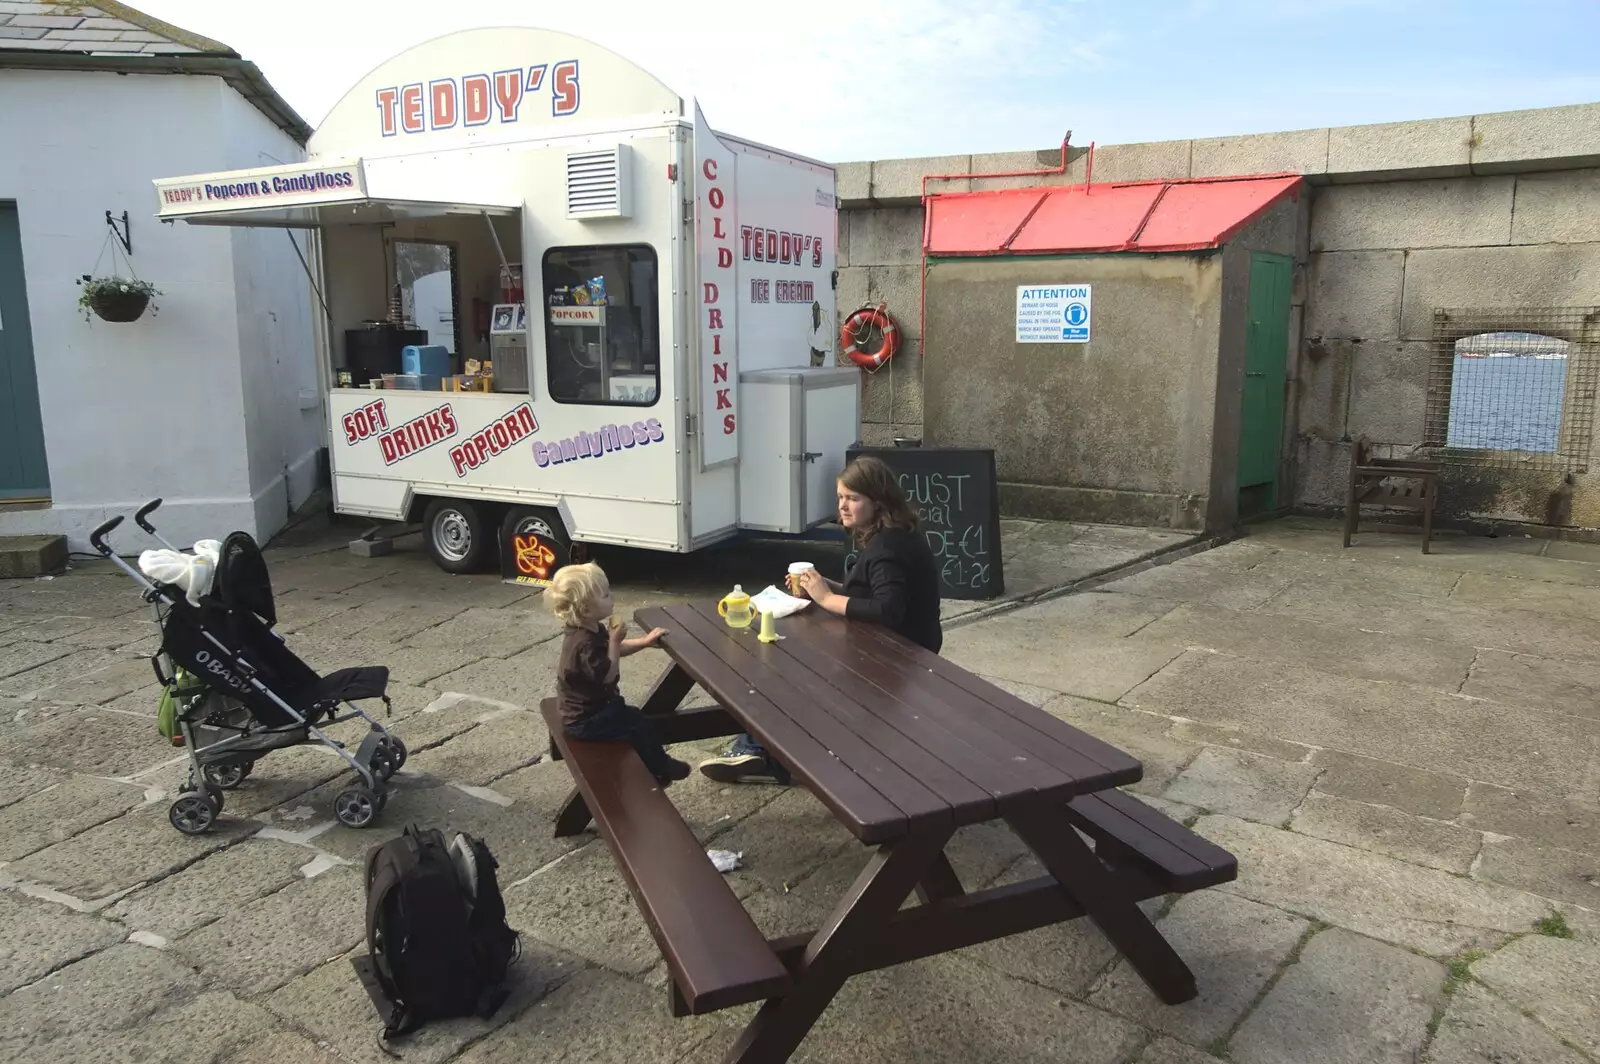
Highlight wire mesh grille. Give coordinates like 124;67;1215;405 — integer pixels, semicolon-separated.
1423;306;1600;472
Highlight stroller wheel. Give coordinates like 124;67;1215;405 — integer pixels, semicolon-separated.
204;764;247;790
373;736;408;780
334;785;383;828
169;794;217;835
204;783;225;813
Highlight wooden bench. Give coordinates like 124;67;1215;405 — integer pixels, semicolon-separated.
1344;436;1441;553
538;698;792;1015
1066;789;1237;892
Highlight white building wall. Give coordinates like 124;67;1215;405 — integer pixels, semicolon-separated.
0;69;314;553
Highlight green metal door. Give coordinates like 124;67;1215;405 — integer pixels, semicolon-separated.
0;203;49;501
1238;252;1292;509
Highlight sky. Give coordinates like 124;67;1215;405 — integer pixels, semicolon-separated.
133;0;1600;162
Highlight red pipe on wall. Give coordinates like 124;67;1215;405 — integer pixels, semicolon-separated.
916;133;1079;372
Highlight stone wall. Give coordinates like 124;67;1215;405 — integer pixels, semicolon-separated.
836;101;1600;529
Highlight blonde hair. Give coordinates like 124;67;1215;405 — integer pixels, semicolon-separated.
548;562;609;626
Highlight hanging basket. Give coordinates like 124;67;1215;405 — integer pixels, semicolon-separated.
77;276;159;323
89;288;151;322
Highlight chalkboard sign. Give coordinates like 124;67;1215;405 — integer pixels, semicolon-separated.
844;447;1004;600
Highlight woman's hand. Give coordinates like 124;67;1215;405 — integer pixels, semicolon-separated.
797;568;848;617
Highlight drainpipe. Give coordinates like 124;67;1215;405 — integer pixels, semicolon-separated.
916;133;1077;383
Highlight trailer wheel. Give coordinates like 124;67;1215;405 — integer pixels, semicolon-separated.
501;507;580;575
423;498;494;574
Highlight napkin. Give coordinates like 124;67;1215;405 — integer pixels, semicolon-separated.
749;585;811;619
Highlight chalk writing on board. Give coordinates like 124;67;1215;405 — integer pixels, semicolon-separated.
843;471;994;592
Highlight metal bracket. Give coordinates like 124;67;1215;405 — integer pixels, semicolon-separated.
789;452;822;463
106;210;131;255
685;413;699;436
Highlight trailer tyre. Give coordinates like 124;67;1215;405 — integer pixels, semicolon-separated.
501;507;582;575
423;498;495;574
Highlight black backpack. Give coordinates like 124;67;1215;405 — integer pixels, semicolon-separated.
352;824;520;1041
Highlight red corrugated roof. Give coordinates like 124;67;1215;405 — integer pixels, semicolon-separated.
924;174;1302;257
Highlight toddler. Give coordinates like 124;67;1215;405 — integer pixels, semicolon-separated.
549;562;690;784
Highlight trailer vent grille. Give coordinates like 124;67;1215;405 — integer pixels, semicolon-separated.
566;146;632;220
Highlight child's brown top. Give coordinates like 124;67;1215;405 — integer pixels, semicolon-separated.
556;624;616;726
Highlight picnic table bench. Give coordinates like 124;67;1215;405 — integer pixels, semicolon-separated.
542;600;1237;1064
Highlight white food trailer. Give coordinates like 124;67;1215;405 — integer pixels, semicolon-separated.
153;28;857;578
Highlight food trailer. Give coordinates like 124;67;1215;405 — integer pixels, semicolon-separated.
153;27;856;577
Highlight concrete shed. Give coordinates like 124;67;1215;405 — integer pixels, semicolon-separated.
920;174;1303;532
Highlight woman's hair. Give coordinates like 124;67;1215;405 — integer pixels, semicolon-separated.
548;562;608;626
838;455;919;544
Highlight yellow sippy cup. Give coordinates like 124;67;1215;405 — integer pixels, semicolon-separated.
718;584;753;629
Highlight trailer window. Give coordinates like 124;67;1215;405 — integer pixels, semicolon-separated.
394;241;460;355
543;245;660;406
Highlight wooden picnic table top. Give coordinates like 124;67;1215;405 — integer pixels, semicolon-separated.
635;600;1143;844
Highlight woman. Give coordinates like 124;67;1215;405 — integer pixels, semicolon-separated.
697;455;942;785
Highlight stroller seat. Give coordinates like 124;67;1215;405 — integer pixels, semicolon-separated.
314;667;391;709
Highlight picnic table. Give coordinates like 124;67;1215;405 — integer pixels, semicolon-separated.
541;600;1237;1064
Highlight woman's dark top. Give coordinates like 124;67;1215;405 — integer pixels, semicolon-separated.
841;527;943;653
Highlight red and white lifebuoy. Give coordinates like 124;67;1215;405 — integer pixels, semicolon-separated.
841;304;901;370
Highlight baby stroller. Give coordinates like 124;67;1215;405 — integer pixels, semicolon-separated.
92;499;405;835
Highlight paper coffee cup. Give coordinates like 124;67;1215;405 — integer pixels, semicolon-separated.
787;562;815;594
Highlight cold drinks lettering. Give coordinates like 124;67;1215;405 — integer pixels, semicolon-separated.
532;419;665;467
378;404;459;465
375;61;580;136
449;403;539;477
702;158;736;436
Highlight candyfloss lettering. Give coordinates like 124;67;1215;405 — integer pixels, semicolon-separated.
532;419;665;467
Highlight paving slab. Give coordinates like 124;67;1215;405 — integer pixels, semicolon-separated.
229;1030;348;1064
1163;747;1320;825
1231;928;1443;1064
0;758;74;812
268;944;577;1064
0;941;205;1052
1451;571;1600;622
176;863;365;995
1462;649;1600;722
943;623;1184;703
402;605;567;657
139;741;351;821
455;965;733;1064
0;773;148;860
1424;980;1590;1064
1471;933;1600;1057
1290;792;1483;874
1005;590;1179;638
428;645;560;708
961;911;1121;999
1042;696;1201;795
1476;836;1600;910
1090;890;1309;1047
1460;782;1600;857
1167;720;1313;764
1137;1037;1226;1064
0;641;72;682
1104;557;1298;611
401;708;549;786
106;836;317;940
1310;750;1469;820
20;655;159;707
298;635;489;689
0;649;127;699
711;787;858;895
15;989;286;1064
0;706;172;778
47;616;161;653
7;799;259;902
1126;650;1599;800
1132;602;1477;692
0;892;124;994
1196;815;1554;955
974;674;1058;706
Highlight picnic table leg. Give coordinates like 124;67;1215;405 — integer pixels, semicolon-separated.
914;852;965;904
641;662;695;716
723;828;954;1064
553;789;592;838
1007;807;1197;1005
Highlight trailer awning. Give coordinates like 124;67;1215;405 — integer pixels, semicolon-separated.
153;158;519;228
924;174;1302;256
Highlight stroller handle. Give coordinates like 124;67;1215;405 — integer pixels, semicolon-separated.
135;498;164;534
90;514;124;557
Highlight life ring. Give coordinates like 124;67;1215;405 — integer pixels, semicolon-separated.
841;305;900;370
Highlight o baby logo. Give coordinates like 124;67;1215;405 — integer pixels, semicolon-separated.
534;418;665;467
376;62;580;136
449;403;539;478
378;403;459;465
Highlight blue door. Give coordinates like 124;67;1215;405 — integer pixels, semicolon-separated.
0;203;49;501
